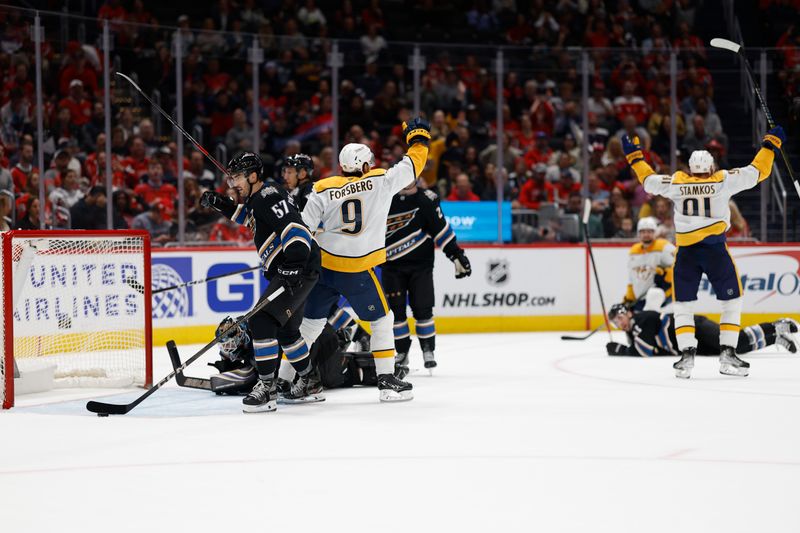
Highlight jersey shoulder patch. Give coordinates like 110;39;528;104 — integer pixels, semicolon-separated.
423;189;439;202
260;185;280;197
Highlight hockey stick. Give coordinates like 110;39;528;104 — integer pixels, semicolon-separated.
167;340;211;390
115;72;231;178
561;324;603;341
582;199;612;339
710;38;800;199
86;286;285;415
126;265;261;296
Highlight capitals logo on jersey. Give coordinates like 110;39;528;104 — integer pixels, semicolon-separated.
386;209;418;237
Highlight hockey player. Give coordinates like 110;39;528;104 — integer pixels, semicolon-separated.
282;153;315;211
606;303;799;357
622;125;785;378
207;316;258;395
383;179;472;378
299;117;432;402
200;152;322;412
621;217;675;312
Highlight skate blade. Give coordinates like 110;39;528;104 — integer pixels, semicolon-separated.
674;369;691;379
379;389;414;402
720;364;749;377
278;394;326;404
243;401;277;413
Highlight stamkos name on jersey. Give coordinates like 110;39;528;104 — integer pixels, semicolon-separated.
328;180;374;200
679;184;716;195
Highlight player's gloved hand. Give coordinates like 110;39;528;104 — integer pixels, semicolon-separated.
621;135;645;165
274;264;303;292
449;248;472;279
762;125;785;151
402;117;432;147
200;190;227;211
606;342;628;356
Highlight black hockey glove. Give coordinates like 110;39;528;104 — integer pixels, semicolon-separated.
402;117;432;147
274;264;303;292
606;342;629;356
200;190;232;212
448;248;472;279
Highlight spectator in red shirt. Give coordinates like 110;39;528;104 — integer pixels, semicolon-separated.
523;131;553;167
59;50;98;97
553;169;581;208
134;161;177;216
517;163;555;209
59;80;92;127
11;143;37;192
447;173;480;202
203;58;232;95
613;81;648;124
121;136;150;183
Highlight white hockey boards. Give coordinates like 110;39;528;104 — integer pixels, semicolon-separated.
1;230;152;408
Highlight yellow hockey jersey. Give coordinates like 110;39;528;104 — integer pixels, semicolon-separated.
624;238;676;302
631;147;775;246
302;144;428;272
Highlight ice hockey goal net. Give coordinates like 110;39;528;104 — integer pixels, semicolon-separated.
1;230;152;408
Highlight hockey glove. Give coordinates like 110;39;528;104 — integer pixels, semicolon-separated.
402;117;432;147
762;125;785;151
449;249;472;279
200;190;232;212
606;342;629;356
274;264;303;292
622;135;645;166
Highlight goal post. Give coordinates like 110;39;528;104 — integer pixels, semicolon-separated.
1;230;152;409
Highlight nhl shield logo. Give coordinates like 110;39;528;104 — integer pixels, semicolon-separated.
486;259;509;286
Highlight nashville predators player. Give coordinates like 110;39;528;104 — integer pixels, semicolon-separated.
623;125;785;378
622;217;675;313
299;117;431;402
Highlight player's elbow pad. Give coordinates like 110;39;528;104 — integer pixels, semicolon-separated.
751;147;775;182
406;144;429;177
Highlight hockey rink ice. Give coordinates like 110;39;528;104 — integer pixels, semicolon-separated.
2;331;799;533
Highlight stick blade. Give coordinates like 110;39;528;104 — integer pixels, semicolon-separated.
582;198;592;225
710;38;741;53
86;400;130;416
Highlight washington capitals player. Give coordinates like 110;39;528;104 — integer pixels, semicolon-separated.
384;179;471;378
623;125;786;378
606;303;799;357
622;217;675;312
200;152;321;412
299;118;431;402
282;153;315;211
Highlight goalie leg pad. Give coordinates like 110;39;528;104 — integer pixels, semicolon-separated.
210;366;258;394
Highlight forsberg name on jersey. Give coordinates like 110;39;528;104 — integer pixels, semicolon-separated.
328;179;374;200
679;184;716;196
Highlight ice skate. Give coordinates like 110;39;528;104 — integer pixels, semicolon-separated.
242;379;278;413
673;348;695;379
378;373;413;402
280;368;325;404
394;352;409;379
774;319;799;353
719;346;749;377
422;350;437;375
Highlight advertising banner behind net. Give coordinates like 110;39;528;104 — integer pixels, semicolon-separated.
150;244;800;341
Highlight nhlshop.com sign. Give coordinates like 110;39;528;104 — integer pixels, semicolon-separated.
432;246;584;316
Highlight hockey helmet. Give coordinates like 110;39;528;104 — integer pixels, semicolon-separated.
637;217;658;233
217;316;247;359
226;152;264;181
688;150;715;174
339;143;375;174
608;303;629;323
283;153;314;178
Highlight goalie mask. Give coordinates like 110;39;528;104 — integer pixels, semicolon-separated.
216;316;248;360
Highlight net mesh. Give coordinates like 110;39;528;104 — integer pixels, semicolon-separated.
2;233;147;404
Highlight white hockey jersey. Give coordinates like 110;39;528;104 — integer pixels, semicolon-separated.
635;148;775;246
625;238;676;302
302;144;428;272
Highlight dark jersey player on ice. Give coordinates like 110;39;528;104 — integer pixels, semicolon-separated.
200;152;322;413
383;180;471;378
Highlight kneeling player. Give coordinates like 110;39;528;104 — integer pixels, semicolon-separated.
606;303;799;358
622;217;675;312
